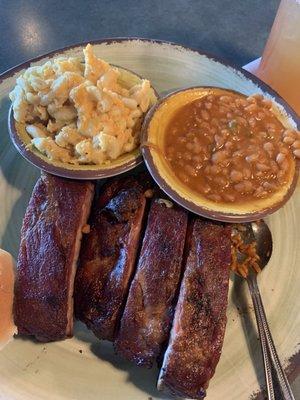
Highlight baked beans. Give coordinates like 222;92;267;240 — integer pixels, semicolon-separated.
164;92;298;203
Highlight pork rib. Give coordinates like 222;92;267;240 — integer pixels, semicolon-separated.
158;218;231;399
74;176;149;341
14;173;94;342
114;198;188;368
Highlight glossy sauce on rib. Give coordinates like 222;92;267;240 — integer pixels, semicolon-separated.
74;176;149;341
164;93;295;204
115;198;188;368
158;218;231;399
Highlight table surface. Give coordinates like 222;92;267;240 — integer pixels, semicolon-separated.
0;0;280;73
3;1;299;399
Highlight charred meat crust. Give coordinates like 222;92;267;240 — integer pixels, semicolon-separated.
158;218;231;399
114;198;188;368
74;176;149;341
14;173;94;342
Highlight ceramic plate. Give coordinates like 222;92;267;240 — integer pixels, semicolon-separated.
0;38;299;400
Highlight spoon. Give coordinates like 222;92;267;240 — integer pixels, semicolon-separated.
233;220;295;400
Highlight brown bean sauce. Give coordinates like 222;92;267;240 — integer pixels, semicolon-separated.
164;93;296;203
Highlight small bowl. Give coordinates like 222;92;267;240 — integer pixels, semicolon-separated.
142;86;299;222
8;66;158;180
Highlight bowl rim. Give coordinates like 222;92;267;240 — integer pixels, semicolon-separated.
3;37;299;182
141;86;300;223
7;60;159;180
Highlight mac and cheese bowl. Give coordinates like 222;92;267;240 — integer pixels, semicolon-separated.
8;44;158;179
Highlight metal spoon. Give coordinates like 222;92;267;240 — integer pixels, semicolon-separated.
233;220;295;400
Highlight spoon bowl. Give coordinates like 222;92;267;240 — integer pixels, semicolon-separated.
233;220;273;273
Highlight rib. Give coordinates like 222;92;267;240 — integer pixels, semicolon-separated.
74;176;150;341
14;173;94;342
158;218;231;399
114;198;188;368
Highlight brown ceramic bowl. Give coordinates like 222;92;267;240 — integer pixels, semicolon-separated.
8;64;158;180
141;86;299;222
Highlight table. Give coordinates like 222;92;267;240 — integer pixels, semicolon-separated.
0;0;280;73
3;1;299;399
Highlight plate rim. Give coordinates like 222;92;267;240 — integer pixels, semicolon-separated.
0;36;299;126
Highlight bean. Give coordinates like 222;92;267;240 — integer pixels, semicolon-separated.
193;155;202;163
215;176;228;188
207;95;214;102
256;163;270;172
276;152;286;164
236;116;247;126
212;150;227;164
246;154;259;163
185;164;197;177
283;129;296;139
186;142;193;151
227;112;233;119
254;187;268;198
280;146;289;155
211;118;219;127
219;95;231;103
246;96;257;104
201;109;210;121
204;102;212;110
249;117;256;127
201;184;211;194
283;136;295;145
178;172;189;183
292;140;300;149
221;129;229;136
223;193;235;202
243;168;252;179
234;182;245;193
219;106;229;114
204;165;211;175
263;182;277;191
214;134;225;148
270;161;279;174
280;159;289;171
293;149;300;158
263;142;274;152
225;141;233;150
200;121;210;130
230;170;243;183
183;152;192;161
233;150;244;157
245;103;258;113
277;170;287;184
237;98;248;107
265;122;276;131
258;131;268;139
207;193;221;202
256;111;266;120
234;181;253;193
210;165;221;175
193;144;202;154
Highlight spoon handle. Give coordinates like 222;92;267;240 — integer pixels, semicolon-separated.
247;276;275;400
247;275;295;400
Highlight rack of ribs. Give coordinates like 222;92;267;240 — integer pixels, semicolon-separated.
14;173;94;342
74;176;150;341
158;218;231;399
115;198;188;368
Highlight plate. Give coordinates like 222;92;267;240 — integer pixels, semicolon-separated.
0;38;299;400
